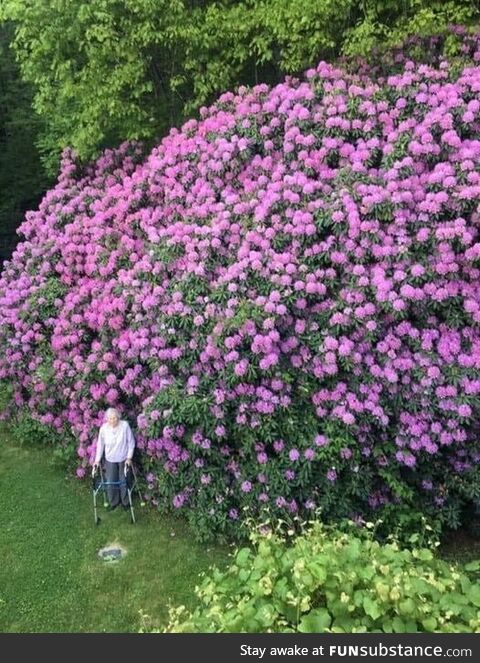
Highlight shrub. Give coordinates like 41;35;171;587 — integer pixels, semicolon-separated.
9;412;78;472
1;31;480;539
162;521;480;633
0;380;13;414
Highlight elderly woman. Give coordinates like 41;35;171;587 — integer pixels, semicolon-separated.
93;407;136;510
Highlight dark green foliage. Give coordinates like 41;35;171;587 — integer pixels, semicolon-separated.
0;22;51;259
2;1;480;170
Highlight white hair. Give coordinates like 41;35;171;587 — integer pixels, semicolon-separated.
105;407;121;419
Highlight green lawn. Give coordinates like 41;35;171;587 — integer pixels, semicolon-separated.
0;429;229;633
1;426;479;633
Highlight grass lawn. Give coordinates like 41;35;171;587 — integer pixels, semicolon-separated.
1;425;479;633
0;427;230;633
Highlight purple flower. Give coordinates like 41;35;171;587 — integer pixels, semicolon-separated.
315;435;329;447
288;499;298;513
173;494;185;508
273;440;285;453
458;404;472;417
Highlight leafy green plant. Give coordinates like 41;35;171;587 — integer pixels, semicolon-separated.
10;412;58;448
162;520;480;633
9;412;77;471
0;21;50;246
0;381;13;412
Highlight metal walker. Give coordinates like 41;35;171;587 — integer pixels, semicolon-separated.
91;463;140;525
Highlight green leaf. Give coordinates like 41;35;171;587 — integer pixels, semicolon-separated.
298;608;332;633
255;604;276;628
413;549;434;562
422;617;437;631
398;598;416;616
276;601;301;624
392;616;406;633
307;561;327;584
467;585;480;608
236;548;251;568
363;596;382;621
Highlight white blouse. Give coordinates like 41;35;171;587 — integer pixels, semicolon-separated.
94;419;135;463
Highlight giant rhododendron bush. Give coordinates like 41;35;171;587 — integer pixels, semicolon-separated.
1;32;480;539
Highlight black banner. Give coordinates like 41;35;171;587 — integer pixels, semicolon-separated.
1;633;478;662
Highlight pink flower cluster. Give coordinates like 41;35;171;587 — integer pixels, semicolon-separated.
1;30;480;536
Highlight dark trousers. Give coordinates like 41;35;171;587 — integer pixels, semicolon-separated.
104;460;129;507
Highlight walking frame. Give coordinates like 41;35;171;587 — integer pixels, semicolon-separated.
91;463;141;525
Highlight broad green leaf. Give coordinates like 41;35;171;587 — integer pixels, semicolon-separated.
298;609;332;633
363;596;382;621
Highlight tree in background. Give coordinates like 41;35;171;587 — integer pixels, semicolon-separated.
2;0;480;174
1;0;189;175
0;22;51;259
